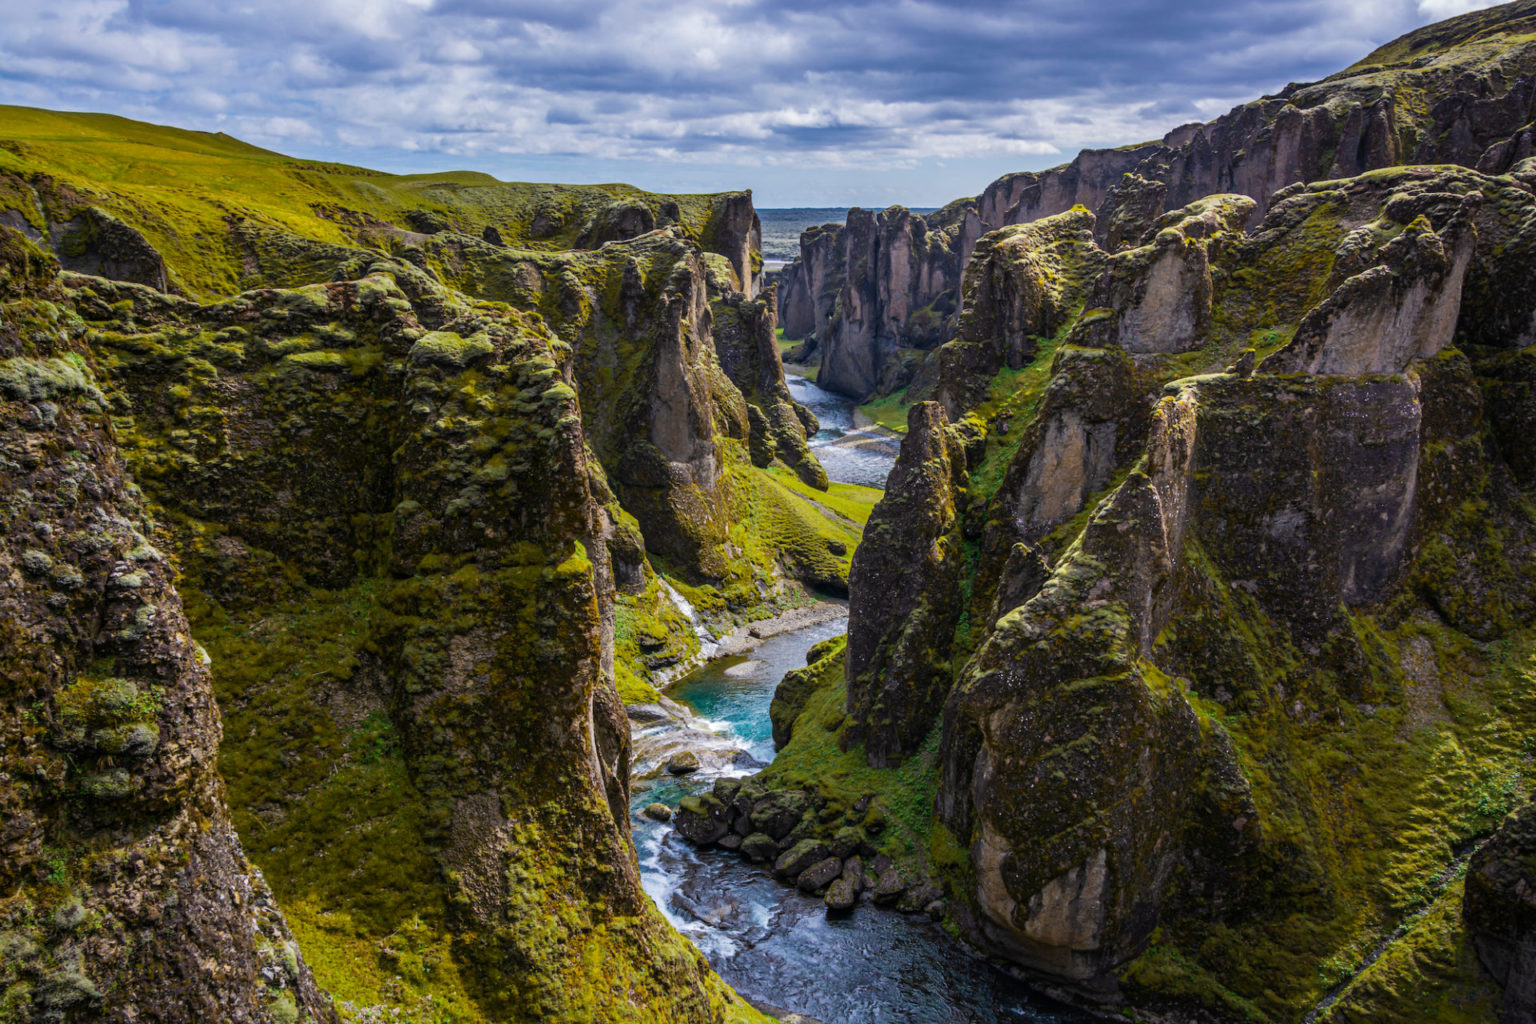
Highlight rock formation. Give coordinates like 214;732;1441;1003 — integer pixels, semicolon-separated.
833;161;1536;1020
0;230;337;1024
0;108;816;1022
1466;801;1536;1024
780;0;1536;401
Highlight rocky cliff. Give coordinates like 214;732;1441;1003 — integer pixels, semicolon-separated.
832;158;1536;1022
780;0;1536;402
0;231;337;1023
0;110;822;1023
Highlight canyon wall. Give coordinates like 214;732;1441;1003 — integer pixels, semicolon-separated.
0;109;815;1022
838;160;1536;1020
780;0;1536;401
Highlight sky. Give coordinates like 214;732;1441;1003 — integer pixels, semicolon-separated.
0;0;1510;207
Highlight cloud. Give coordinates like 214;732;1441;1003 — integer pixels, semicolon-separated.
0;0;1474;203
1417;0;1502;16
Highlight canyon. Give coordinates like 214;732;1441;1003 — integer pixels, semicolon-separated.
5;1;1536;1022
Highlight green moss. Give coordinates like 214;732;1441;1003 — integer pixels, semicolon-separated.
1318;875;1502;1023
0;354;106;407
760;647;942;870
858;389;911;434
409;330;495;369
762;463;882;528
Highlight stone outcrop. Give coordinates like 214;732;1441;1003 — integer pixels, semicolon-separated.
780;0;1536;400
0;229;337;1024
711;286;827;489
1074;195;1253;355
842;164;1536;1016
843;402;969;767
1466;801;1536;1024
0;113;815;1022
936;206;1105;415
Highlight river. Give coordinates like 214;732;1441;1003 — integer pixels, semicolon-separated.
625;379;1088;1023
786;374;902;489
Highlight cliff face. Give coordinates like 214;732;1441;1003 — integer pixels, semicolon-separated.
407;226;832;588
0;231;337;1024
842;162;1536;1020
0;113;816;1023
69;252;755;1021
780;200;981;400
780;0;1536;400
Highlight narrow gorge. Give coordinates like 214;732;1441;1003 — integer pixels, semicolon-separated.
4;2;1536;1023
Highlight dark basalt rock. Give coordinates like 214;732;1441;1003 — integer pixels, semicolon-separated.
49;207;171;292
824;876;858;912
845;401;968;766
1466;801;1536;1024
740;832;781;862
775;839;833;880
797;857;844;893
675;793;732;845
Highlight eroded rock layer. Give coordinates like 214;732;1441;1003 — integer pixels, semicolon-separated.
835;162;1536;1021
781;1;1536;402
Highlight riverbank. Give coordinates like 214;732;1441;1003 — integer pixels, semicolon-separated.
711;600;849;657
627;614;1084;1023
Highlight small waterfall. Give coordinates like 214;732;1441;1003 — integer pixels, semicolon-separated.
660;578;719;660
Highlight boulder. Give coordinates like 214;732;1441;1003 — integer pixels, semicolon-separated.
842;856;864;892
750;790;811;840
674;793;730;845
825;876;857;912
774;839;832;880
898;882;944;914
664;751;702;776
830;826;864;860
640;803;672;823
740;832;781;862
872;866;905;905
797;857;844;893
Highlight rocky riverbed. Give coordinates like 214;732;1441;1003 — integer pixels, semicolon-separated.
625;615;1086;1024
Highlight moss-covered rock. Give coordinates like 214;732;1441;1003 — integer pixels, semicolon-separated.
836;162;1536;1019
0;226;337;1024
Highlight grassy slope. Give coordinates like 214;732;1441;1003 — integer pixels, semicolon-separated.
0;105;740;299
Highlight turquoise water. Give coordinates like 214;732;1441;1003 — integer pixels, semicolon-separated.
664;618;847;762
629;615;1087;1024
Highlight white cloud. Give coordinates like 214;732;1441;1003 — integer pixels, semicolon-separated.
0;0;1488;202
1417;0;1501;17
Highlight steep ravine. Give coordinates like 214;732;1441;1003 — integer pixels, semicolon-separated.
632;618;1084;1023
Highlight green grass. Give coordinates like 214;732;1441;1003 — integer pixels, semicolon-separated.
763;463;882;527
0;104;746;299
185;582;478;1021
760;646;942;872
858;388;910;434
